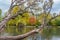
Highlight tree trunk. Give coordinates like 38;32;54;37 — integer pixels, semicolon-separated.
0;29;40;40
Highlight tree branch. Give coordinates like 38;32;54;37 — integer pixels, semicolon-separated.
0;30;37;40
0;0;38;32
0;25;44;40
48;14;60;23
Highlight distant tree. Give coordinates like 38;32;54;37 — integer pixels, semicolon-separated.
0;9;2;21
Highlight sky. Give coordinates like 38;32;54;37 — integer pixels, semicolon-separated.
51;0;60;14
0;0;60;15
0;0;11;14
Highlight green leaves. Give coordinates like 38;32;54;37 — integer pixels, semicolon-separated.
0;9;1;17
0;9;2;21
50;16;60;26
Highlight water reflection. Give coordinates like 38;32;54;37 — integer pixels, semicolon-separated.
26;34;60;40
52;36;60;40
0;26;60;40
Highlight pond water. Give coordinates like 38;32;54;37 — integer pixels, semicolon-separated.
26;34;60;40
52;36;60;40
0;26;60;40
1;32;60;40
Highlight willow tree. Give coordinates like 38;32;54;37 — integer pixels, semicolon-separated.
0;0;60;40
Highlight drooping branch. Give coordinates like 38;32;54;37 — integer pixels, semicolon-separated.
51;15;60;20
48;14;60;23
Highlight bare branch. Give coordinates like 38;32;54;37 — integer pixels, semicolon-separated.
0;24;44;40
0;30;38;40
48;14;60;23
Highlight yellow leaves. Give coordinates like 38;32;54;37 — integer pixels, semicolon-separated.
47;14;52;20
15;12;30;25
22;12;30;17
21;18;27;25
7;19;16;25
51;19;56;25
39;13;51;20
12;6;20;14
17;18;27;25
21;12;30;25
38;13;45;23
38;13;52;23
